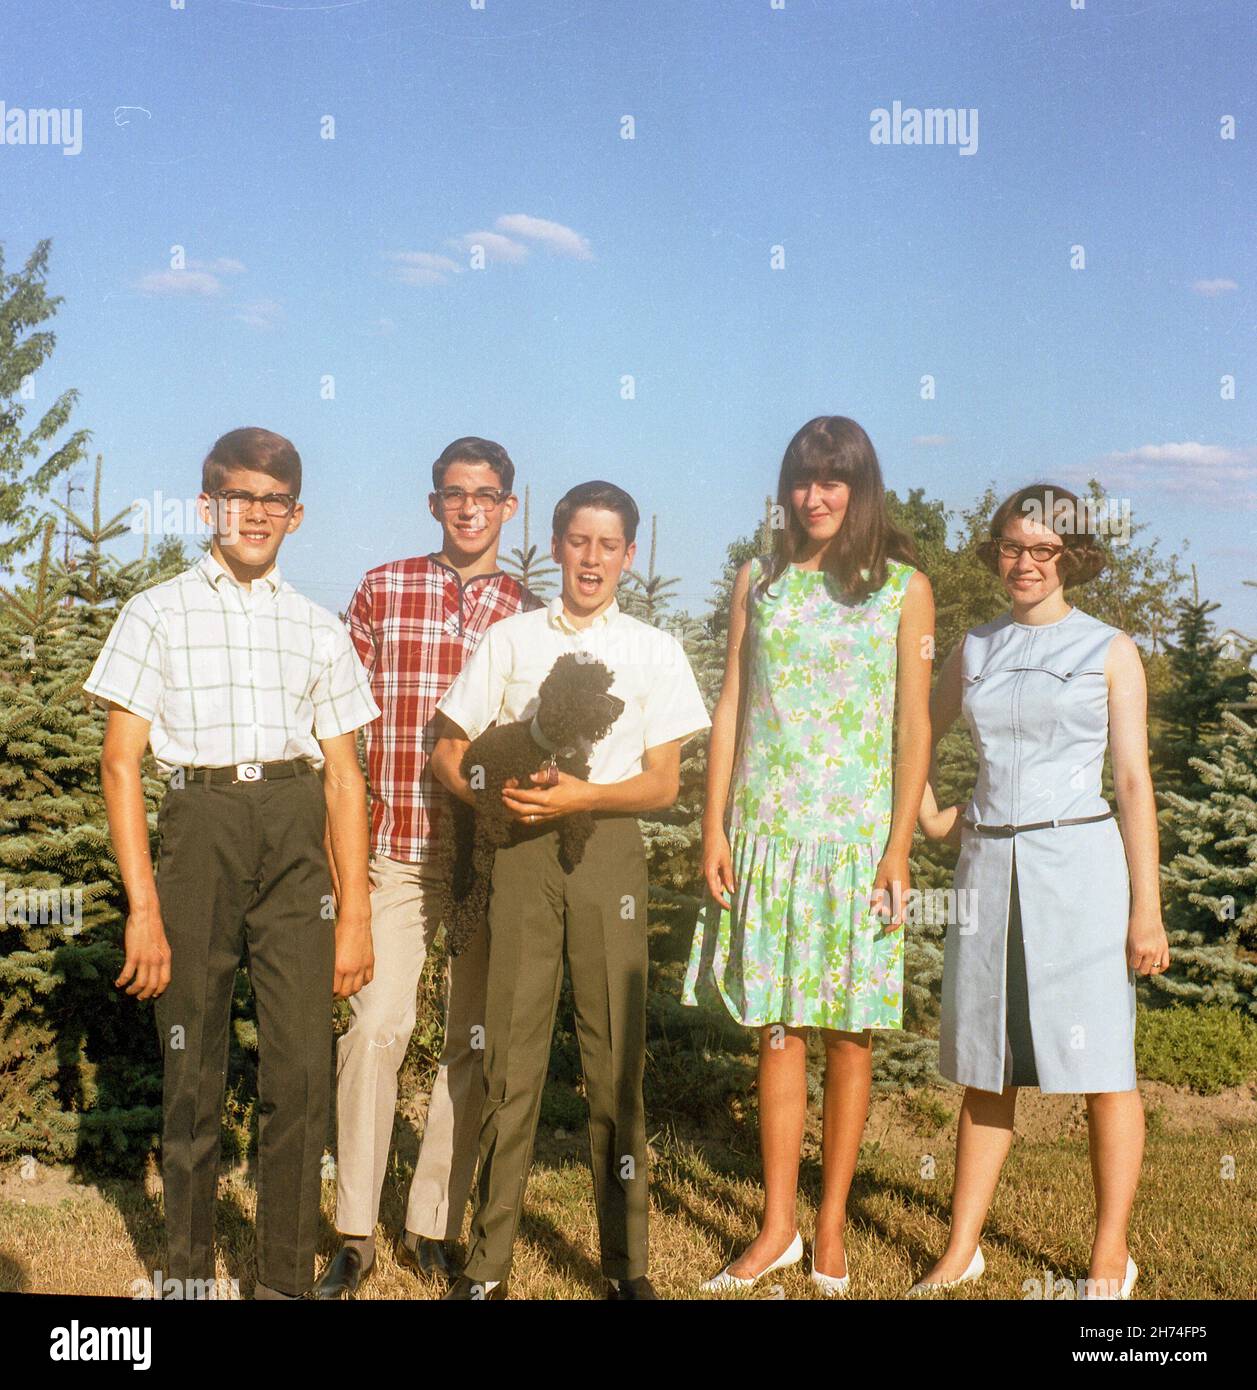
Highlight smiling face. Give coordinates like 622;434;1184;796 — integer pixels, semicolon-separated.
552;505;636;618
790;474;851;547
997;511;1067;606
198;465;302;577
428;459;517;563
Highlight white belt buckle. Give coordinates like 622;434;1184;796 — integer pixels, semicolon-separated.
234;762;264;783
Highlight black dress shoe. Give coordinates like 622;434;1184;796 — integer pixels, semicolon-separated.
313;1244;374;1299
395;1233;457;1280
442;1275;508;1301
606;1276;659;1300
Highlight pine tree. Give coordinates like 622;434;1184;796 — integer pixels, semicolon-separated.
0;481;189;1170
500;485;558;597
1158;574;1242;798
1154;680;1257;1017
48;453;139;603
621;515;681;624
0;239;90;569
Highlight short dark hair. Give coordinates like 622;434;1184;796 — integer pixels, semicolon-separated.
431;437;515;492
552;480;640;545
977;482;1107;587
202;427;301;497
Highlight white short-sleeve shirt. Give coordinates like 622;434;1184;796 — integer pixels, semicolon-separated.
83;551;380;772
436;595;710;783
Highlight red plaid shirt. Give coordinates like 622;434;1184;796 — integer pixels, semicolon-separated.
346;554;542;862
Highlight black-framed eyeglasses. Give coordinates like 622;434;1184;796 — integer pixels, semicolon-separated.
211;490;298;518
433;487;507;511
994;539;1065;563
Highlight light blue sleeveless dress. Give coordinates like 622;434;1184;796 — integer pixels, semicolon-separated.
940;607;1137;1094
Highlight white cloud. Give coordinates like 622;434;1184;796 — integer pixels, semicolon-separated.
912;434;952;447
1088;441;1257;498
1106;441;1253;468
135;269;222;297
135;253;246;298
388;251;461;286
450;231;529;264
397;267;449;286
190;257;246;275
495;213;593;260
235;299;283;330
391;251;460;273
392;216;590;286
1191;278;1238;297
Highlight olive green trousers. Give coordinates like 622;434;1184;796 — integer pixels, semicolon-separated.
464;814;650;1284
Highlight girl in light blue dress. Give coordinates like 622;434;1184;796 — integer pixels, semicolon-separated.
914;483;1169;1301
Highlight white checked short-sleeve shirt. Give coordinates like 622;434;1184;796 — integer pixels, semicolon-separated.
436;595;711;782
83;551;380;773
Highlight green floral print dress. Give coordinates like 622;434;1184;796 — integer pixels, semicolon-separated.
682;555;915;1030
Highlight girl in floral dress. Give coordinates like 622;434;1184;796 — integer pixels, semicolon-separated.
684;416;934;1293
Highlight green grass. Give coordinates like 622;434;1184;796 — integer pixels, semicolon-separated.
1136;1004;1257;1094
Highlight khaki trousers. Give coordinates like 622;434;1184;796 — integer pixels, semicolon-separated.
464;815;650;1284
333;854;489;1240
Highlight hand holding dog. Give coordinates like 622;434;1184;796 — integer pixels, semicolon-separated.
501;768;593;824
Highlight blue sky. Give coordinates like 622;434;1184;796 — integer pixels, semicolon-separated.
1;0;1253;633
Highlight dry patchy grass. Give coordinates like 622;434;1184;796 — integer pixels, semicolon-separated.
3;1084;1253;1301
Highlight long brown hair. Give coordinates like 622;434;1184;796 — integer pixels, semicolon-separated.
758;416;917;603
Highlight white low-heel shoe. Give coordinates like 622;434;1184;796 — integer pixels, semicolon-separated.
699;1231;804;1293
905;1245;985;1297
1080;1255;1138;1301
809;1248;850;1296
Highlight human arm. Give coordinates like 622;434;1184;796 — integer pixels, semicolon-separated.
100;706;172;1001
501;622;708;823
1107;633;1170;976
310;616;381;999
873;571;935;926
500;739;683;820
320;731;374;999
326;575;378;909
918;636;966;846
429;624;508;808
431;712;476;807
323;814;342;910
697;559;752;910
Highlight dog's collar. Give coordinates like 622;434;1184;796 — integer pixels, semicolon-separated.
529;713;578;759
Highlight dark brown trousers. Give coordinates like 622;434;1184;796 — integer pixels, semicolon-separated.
153;767;333;1296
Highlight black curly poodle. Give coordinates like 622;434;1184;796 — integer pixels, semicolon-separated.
433;652;624;956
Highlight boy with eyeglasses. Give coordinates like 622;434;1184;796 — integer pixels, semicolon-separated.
314;437;542;1298
84;427;381;1299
